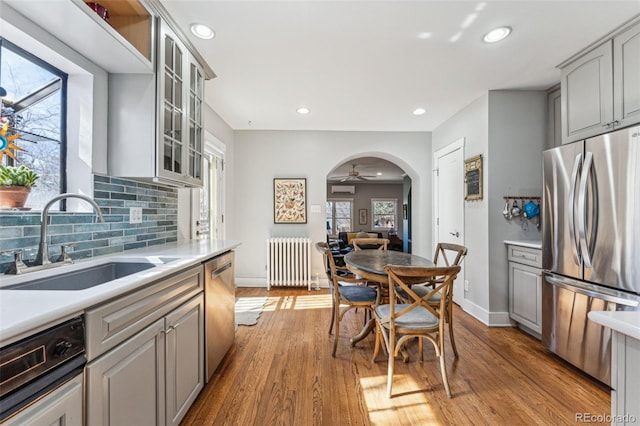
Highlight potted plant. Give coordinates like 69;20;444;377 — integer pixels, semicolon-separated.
0;165;40;208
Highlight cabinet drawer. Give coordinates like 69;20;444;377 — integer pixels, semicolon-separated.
507;245;542;268
85;265;203;361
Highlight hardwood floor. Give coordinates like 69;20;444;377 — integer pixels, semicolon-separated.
182;287;610;425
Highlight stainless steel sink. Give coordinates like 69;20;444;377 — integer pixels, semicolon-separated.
3;260;176;291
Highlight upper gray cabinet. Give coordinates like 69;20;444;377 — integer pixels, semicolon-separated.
109;11;210;187
560;18;640;144
613;22;640;129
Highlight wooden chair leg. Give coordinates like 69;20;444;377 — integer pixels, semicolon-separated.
332;304;340;357
372;322;381;362
440;349;452;398
447;303;458;358
387;334;395;397
328;300;335;335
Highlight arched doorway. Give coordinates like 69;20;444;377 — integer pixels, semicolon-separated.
325;156;411;252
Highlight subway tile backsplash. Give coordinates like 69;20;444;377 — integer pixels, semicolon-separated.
0;175;178;273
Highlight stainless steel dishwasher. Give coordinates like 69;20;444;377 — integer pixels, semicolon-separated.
204;251;235;382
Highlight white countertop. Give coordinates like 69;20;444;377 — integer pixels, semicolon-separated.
588;311;640;341
504;240;542;249
0;239;241;347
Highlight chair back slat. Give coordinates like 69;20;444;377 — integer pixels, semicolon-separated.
433;243;467;267
352;238;390;251
383;265;461;324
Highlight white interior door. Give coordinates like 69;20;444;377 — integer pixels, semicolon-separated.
434;139;465;304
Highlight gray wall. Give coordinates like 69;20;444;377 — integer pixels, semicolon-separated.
487;91;546;314
432;90;546;325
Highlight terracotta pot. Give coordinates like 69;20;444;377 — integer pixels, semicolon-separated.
0;186;31;209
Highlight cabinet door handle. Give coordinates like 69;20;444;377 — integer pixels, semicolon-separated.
449;232;460;238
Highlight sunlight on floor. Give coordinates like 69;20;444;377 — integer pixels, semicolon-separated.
262;293;333;311
360;374;441;425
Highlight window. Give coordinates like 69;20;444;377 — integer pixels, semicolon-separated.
0;38;66;209
326;199;353;234
371;199;397;230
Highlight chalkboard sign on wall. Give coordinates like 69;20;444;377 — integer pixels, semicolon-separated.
464;155;483;201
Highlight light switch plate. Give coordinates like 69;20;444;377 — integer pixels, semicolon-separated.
129;207;143;224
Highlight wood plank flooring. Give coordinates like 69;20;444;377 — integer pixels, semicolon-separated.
182;287;610;425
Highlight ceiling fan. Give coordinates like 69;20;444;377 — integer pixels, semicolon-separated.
334;164;376;182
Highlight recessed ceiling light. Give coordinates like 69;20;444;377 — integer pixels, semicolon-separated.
417;32;432;40
190;23;215;40
297;107;310;115
376;172;383;176
483;26;511;43
413;108;426;116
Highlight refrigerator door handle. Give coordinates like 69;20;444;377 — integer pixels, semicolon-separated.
546;275;639;307
568;153;582;265
578;152;594;268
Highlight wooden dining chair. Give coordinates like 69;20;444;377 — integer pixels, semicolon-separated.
352;238;390;251
397;243;467;357
319;244;381;356
373;265;461;398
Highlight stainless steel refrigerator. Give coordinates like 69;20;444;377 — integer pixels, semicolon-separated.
542;124;640;386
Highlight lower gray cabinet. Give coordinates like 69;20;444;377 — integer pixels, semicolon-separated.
87;294;204;426
612;332;640;426
4;375;83;426
507;244;542;337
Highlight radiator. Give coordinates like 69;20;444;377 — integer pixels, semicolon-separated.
266;237;312;290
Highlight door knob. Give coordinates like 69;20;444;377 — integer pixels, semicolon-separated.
449;232;460;238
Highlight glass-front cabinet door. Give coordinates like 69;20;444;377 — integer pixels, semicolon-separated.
158;21;204;186
188;63;204;181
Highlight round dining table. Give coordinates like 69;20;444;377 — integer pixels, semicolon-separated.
343;250;434;346
344;250;434;284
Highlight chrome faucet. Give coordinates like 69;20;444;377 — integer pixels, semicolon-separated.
34;193;105;266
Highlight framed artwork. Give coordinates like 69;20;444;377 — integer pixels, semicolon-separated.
464;154;483;201
274;178;307;223
359;208;367;225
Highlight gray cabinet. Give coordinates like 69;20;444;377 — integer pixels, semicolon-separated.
109;20;206;187
4;375;83;426
85;265;204;426
165;295;205;426
86;318;166;425
560;19;640;144
613;22;640;130
611;332;640;425
547;86;562;149
561;43;613;144
87;294;204;426
507;244;542;337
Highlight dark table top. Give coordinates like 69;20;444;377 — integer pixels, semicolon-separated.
344;250;434;277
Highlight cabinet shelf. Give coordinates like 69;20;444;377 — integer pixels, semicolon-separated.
5;0;154;73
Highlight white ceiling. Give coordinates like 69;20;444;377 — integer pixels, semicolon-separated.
161;0;639;133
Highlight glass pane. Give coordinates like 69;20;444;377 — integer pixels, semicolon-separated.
173;142;182;174
174;110;182;140
189;124;195;146
175;78;182;107
0;48;57;100
163;139;173;171
164;36;173;69
163;103;172;137
336;218;351;232
195;153;202;179
190;63;196;88
164;73;173;103
190;95;195;120
195;127;202;151
175;47;182;76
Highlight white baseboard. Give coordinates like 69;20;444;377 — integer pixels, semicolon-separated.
461;299;512;327
235;277;330;289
